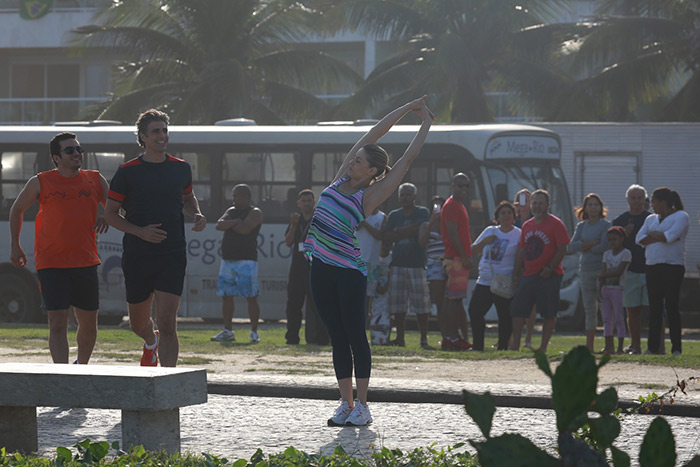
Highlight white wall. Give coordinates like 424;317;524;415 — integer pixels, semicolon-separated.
539;123;700;277
0;10;96;48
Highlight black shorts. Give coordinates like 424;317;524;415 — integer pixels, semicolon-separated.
122;251;187;304
510;273;562;319
37;265;99;312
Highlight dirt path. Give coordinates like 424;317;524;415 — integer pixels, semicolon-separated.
1;343;697;403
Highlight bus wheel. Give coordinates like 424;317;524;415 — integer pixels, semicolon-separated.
0;273;41;323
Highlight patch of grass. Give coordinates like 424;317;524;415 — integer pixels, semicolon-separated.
251;367;326;375
93;351;137;362
177;356;215;365
639;382;670;390
0;325;699;369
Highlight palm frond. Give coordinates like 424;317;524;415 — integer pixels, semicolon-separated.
71;26;188;61
571;16;685;75
250;0;321;44
319;0;427;39
253;49;362;91
659;69;700;120
261;81;332;123
245;99;288;125
95;82;182;123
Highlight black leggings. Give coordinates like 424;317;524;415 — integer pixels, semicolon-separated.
310;260;371;379
468;284;513;351
646;264;684;354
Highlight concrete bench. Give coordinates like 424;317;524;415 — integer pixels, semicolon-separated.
0;363;207;454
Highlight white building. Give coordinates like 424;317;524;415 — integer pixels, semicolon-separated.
0;0;116;124
0;0;598;125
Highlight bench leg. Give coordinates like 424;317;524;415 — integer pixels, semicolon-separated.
122;408;180;453
0;406;37;453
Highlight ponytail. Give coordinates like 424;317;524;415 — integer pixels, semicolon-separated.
363;144;390;180
672;190;684;210
652;187;684;211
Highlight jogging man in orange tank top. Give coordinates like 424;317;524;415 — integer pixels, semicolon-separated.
9;132;109;364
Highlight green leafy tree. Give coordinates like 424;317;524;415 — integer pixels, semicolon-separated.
318;0;570;122
521;0;700;121
72;0;361;124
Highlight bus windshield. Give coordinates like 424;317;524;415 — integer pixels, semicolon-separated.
486;164;573;232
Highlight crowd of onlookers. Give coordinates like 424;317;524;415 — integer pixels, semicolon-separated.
279;179;689;356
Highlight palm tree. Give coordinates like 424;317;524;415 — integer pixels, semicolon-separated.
520;0;700;121
317;0;571;122
72;0;361;124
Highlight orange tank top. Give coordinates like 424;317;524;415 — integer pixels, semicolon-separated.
35;169;102;270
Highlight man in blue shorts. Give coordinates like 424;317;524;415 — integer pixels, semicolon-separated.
211;184;263;343
105;109;207;367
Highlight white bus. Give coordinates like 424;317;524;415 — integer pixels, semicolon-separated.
0;122;581;327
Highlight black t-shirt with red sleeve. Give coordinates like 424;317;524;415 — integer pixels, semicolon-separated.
108;154;193;255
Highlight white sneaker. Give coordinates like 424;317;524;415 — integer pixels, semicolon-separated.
327;400;353;426
345;399;373;426
211;329;235;342
250;330;260;343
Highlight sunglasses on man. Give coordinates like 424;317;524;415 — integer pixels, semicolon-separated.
60;146;84;155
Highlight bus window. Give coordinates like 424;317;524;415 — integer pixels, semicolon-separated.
0;152;39;220
409;166;429;206
173;152;211;181
486;164;574;232
82;152;125;181
174;152;212;218
466;171;486;240
311;152;343;192
223;151;302;221
220;183;298;220
435;168;453;199
224;151;298;182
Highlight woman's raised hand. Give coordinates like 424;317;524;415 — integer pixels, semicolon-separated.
421;105;435;121
408;95;435;121
407;95;427;111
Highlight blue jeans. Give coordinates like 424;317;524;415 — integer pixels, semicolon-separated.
310;260;371;379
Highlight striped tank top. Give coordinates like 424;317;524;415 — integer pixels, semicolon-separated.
426;231;445;260
304;176;367;275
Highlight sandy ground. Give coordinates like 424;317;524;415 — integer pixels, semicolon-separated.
202;351;700;399
2;339;697;404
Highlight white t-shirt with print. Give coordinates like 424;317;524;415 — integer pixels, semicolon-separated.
475;225;521;286
602;248;632;288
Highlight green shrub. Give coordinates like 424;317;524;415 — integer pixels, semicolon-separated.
0;442;477;467
463;345;695;467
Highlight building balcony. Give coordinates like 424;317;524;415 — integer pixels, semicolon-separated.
0;97;107;125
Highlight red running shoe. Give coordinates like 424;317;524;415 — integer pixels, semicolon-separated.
140;330;159;366
452;338;473;351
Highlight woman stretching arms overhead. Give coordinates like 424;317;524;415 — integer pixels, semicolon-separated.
304;96;434;426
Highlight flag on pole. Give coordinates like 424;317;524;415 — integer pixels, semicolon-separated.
19;0;51;20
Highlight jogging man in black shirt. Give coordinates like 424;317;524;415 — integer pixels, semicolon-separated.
105;109;206;367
